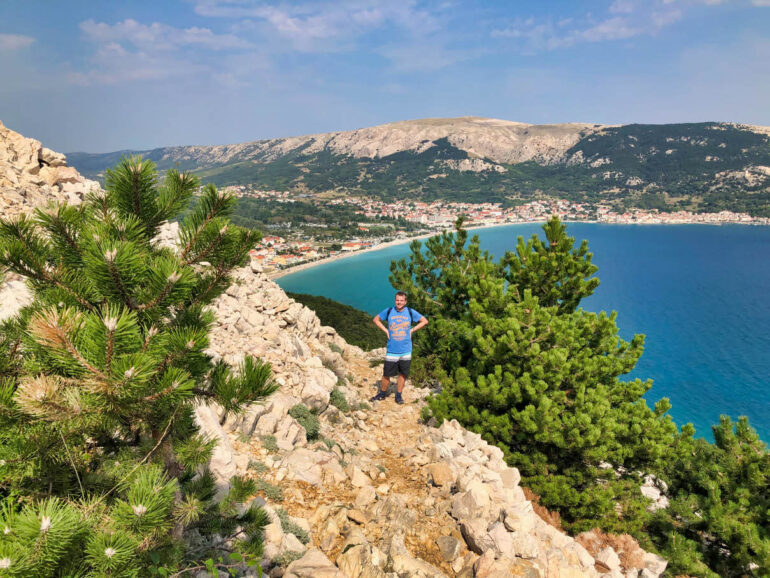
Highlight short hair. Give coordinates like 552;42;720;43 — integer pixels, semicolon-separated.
395;291;407;299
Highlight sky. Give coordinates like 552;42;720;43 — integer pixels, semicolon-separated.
1;0;769;152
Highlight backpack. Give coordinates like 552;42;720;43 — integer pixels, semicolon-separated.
386;306;417;324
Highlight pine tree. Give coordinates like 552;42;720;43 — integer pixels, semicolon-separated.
393;217;677;526
0;157;276;576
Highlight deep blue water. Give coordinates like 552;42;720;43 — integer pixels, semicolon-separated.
278;224;770;441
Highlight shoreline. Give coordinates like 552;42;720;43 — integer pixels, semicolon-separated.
268;218;761;281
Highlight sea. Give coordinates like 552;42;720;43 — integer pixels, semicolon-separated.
277;223;770;442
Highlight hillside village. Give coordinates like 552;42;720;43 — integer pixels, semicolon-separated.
0;121;675;577
235;184;766;273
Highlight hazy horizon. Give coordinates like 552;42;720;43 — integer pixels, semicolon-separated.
2;0;769;152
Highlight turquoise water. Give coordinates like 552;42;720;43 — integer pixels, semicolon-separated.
278;223;770;441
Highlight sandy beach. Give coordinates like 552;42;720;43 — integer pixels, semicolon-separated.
267;220;539;280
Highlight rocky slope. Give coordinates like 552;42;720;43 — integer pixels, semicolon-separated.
0;120;98;219
196;262;668;578
0;121;99;320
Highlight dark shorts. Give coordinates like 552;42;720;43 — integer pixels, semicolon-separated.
383;354;411;377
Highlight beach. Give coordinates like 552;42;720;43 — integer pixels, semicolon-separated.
266;220;537;280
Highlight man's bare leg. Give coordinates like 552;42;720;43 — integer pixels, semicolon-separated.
381;375;390;392
397;374;406;393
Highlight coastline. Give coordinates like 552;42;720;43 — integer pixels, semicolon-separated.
268;220;548;280
268;218;761;281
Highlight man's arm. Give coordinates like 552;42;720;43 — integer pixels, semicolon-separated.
410;316;428;337
373;315;389;337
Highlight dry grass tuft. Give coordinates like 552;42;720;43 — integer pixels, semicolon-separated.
576;528;646;570
522;486;563;530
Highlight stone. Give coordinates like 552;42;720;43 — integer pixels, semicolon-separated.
193;404;238;498
511;532;540;559
279;533;307;556
499;466;521;489
278;448;325;485
427;462;456;487
596;547;621;572
387;532;447;578
460;518;493;554
487;522;514;557
347;509;368;524
336;544;388;578
355;485;377;508
318;517;339;552
451;479;490;520
643;552;668;576
436;536;463;562
348;464;371;487
283;549;345;578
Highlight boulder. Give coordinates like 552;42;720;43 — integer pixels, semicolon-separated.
284;549;345;578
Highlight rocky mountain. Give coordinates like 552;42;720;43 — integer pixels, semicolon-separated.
1;122;672;576
69;117;770;216
0;120;98;220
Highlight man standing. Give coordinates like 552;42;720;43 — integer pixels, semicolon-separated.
370;291;428;404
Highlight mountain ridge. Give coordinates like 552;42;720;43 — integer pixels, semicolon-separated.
67;116;770;216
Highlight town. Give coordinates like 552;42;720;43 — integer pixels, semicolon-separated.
226;185;769;275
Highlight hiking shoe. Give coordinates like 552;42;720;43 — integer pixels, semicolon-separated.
395;393;404;405
370;391;388;402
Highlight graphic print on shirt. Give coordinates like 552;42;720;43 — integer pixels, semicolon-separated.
378;307;423;356
389;317;411;342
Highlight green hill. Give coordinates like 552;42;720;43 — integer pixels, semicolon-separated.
67;118;770;216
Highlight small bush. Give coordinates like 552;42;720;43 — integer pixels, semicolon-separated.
319;436;337;450
272;551;303;568
288;404;320;440
261;435;279;452
330;387;350;412
275;508;310;544
248;460;269;474
329;343;343;355
369;358;383;367
254;478;283;502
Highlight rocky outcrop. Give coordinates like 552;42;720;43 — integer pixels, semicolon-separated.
0;120;100;322
0;120;98;220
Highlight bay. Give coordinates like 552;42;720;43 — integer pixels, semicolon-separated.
277;223;770;441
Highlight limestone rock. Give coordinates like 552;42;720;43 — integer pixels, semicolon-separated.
283;549;344;578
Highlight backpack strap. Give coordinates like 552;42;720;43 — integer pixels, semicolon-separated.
386;306;417;324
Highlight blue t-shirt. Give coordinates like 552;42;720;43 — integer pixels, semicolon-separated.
379;307;424;355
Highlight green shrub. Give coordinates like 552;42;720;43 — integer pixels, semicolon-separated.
254;478;283;502
275;508;309;544
286;292;385;350
261;435;279;452
329;343;343;355
271;551;303;568
330;387;350;412
248;460;269;474
288;404;320;440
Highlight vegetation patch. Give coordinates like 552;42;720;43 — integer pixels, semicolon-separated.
275;508;310;545
394;217;769;577
261;435;280;453
254;478;284;502
288;404;320;440
329;387;350;412
287;292;385;350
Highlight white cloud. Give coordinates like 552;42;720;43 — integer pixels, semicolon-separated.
0;33;35;51
79;19;253;51
492;0;697;51
191;0;442;52
72;18;256;86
